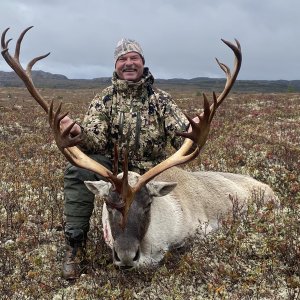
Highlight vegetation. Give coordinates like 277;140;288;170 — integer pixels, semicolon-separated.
0;87;299;299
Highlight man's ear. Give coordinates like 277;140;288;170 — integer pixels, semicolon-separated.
84;181;112;197
147;181;177;197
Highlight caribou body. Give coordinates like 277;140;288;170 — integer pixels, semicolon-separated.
85;167;275;269
1;27;276;271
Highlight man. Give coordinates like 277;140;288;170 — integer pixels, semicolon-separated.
60;38;190;280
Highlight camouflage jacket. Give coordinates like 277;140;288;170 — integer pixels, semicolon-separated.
79;68;189;171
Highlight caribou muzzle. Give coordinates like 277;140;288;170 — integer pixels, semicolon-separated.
113;237;140;269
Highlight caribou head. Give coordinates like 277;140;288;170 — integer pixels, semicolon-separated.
1;27;242;269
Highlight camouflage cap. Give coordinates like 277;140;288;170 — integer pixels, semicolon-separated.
114;38;145;64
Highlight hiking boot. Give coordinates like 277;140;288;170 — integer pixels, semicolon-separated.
62;229;87;280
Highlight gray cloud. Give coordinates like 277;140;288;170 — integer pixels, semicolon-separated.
0;0;299;80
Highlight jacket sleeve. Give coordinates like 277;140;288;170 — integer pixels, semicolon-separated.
156;90;190;150
78;91;110;153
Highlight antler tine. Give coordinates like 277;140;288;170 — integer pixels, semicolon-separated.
211;39;242;115
1;27;50;113
14;26;33;62
121;148;129;193
120;149;135;229
1;28;11;49
27;53;51;78
104;146;135;229
49;100;80;149
113;144;119;176
1;28;24;77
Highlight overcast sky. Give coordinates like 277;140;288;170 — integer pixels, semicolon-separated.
0;0;299;80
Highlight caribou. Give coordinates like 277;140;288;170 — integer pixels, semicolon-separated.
1;27;276;270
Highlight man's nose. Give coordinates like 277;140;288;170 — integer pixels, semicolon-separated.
125;58;133;65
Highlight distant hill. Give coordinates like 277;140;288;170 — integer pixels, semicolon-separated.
0;71;111;89
0;70;300;93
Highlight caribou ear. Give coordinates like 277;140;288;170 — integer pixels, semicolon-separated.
84;181;112;196
147;181;177;197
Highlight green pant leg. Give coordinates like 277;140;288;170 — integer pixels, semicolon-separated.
64;154;112;233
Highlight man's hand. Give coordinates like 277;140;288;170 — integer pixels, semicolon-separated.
60;116;82;136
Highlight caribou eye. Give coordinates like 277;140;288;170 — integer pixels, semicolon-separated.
106;205;113;213
105;197;125;213
144;202;152;213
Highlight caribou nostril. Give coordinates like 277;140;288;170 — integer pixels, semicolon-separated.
114;248;120;262
133;247;140;261
120;265;133;270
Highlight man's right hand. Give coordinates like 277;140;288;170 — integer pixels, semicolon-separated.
60;116;82;136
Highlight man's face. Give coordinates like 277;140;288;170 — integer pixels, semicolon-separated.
115;52;144;82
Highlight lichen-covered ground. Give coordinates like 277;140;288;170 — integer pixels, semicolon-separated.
0;88;299;299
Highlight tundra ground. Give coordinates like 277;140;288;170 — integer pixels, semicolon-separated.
0;87;299;299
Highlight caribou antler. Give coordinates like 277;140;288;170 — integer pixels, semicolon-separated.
178;40;241;147
1;27;50;112
1;26;134;227
49;100;133;227
133;39;242;191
